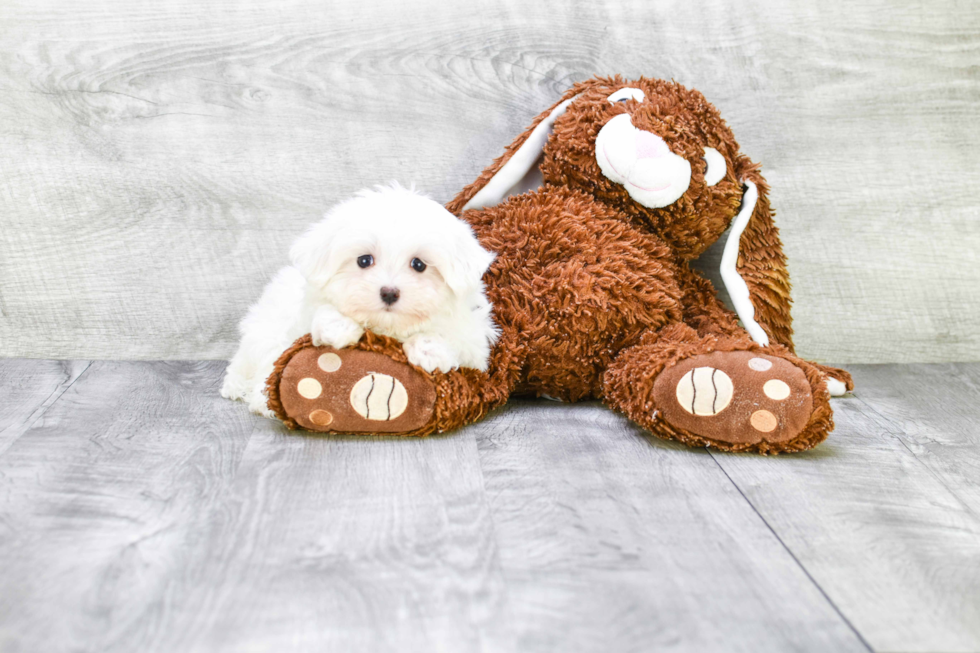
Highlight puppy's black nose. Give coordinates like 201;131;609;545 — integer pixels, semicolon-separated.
380;286;400;306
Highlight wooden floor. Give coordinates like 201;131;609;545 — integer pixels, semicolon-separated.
0;360;978;653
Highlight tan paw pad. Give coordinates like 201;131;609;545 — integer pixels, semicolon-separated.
309;409;333;426
675;367;733;416
349;373;408;421
750;409;777;432
276;345;436;434
653;351;814;445
318;352;342;372
763;379;790;400
297;377;322;399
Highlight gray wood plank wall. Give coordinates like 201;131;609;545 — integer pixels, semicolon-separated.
1;0;978;362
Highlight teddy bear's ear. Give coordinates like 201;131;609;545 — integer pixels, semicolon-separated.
447;85;588;215
719;159;794;352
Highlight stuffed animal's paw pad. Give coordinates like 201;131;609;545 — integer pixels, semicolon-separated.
674;367;734;416
654;351;814;446
349;373;408;421
273;344;436;434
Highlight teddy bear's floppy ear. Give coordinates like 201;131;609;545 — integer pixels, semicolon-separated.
447;84;593;215
723;158;795;352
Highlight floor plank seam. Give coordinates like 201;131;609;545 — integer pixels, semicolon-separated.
0;360;92;458
850;393;980;525
707;451;875;653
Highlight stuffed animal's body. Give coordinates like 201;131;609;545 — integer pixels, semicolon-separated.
265;76;853;454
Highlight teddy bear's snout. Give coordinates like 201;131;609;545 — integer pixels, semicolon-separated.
594;114;692;209
634;130;671;160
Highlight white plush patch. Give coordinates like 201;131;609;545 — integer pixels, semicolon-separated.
720;181;769;347
675;367;734;416
349;373;408;421
594;114;692;208
703;147;726;186
607;87;646;104
463;96;579;211
826;377;848;397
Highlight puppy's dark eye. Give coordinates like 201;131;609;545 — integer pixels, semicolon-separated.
357;255;374;268
411;257;427;273
615;98;630;103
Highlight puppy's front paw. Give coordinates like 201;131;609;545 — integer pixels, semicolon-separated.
403;336;460;373
246;387;277;419
311;315;364;349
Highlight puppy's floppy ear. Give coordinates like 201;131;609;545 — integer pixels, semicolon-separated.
447;79;605;215
727;158;794;352
289;212;346;287
424;221;496;297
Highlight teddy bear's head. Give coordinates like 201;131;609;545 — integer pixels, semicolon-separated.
450;75;793;349
451;76;767;262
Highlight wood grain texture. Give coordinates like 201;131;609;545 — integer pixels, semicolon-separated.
160;422;508;653
0;358;89;455
2;359;980;651
848;363;980;520
0;0;977;362
0;359;509;653
0;360;258;653
711;388;980;652
469;400;869;653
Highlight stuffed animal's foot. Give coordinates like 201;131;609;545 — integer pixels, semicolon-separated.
267;338;436;434
653;351;815;447
604;325;836;453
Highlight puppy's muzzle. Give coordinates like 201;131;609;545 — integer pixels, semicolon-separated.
380;286;400;306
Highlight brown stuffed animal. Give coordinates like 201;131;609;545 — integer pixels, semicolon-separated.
266;76;853;454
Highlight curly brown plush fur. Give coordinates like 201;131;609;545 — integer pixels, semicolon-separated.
450;77;796;348
268;75;853;454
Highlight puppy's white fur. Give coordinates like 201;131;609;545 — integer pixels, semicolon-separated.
221;184;498;417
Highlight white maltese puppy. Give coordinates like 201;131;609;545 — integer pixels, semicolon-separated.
221;184;498;417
